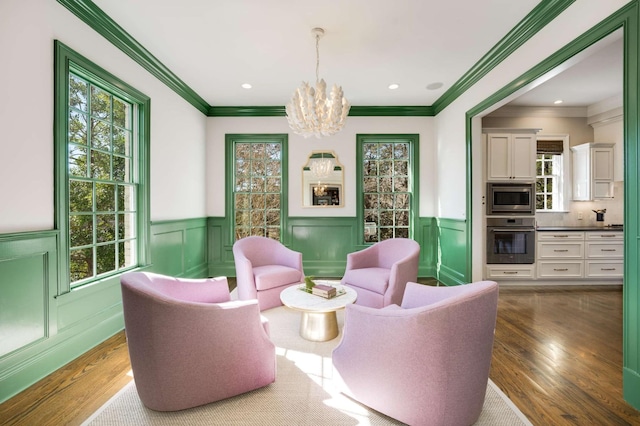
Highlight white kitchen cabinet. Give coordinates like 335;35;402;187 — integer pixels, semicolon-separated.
485;264;536;280
536;230;622;280
484;129;538;181
571;142;615;200
585;231;623;278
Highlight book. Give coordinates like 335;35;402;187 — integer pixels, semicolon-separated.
312;284;337;299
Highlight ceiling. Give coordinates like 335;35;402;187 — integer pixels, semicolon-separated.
89;0;622;109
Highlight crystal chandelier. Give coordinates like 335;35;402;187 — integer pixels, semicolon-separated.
310;155;335;180
313;183;328;197
286;28;350;138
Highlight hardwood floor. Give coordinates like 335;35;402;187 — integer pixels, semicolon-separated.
1;283;640;425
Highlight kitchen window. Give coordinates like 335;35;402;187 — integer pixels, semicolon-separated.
535;137;568;212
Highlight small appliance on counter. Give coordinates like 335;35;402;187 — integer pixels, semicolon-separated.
592;209;607;223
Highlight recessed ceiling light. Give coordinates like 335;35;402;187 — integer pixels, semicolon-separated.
241;83;252;89
554;99;563;104
388;83;399;90
426;82;443;90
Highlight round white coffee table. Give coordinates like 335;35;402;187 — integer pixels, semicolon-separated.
280;281;357;342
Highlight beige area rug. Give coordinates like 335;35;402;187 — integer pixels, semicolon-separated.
83;306;532;425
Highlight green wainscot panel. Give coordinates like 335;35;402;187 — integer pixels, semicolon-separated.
0;254;47;357
437;218;467;286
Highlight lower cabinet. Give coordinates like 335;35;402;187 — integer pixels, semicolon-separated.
485;264;536;280
536;231;622;280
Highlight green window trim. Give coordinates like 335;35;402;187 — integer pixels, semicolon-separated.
54;40;150;294
356;134;419;244
225;134;289;244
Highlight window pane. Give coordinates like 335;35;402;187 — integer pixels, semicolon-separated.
69;75;88;111
91;150;111;179
69;180;92;212
96;182;115;212
91;119;111;151
69;214;93;247
69;111;88;145
91;86;111;120
69;144;88;177
113;97;129;128
96;214;116;243
119;213;135;239
96;243;116;275
70;247;93;282
119;240;136;269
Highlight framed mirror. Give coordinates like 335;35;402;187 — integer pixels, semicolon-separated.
302;151;344;207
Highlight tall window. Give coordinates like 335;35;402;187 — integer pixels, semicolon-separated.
358;135;418;243
55;41;149;290
536;139;565;211
227;135;287;241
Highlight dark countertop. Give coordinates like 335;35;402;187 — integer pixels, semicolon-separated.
536;225;623;232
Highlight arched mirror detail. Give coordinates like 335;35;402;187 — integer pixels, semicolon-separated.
302;151;344;207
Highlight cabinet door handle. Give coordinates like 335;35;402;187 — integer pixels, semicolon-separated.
598;235;616;238
503;271;519;275
601;268;616;271
601;249;617;252
554;249;569;252
554;268;568;272
553;235;569;238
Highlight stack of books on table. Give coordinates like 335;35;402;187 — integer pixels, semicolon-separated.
312;284;337;299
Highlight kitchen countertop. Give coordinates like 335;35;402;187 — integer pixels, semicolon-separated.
536;225;623;232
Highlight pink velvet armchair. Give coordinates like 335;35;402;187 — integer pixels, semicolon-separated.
233;236;305;310
120;272;276;412
340;238;420;308
332;280;499;426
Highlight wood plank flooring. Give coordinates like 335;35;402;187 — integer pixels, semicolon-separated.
1;283;640;425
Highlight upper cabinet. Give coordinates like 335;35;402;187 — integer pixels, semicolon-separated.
484;129;539;181
571;142;615;200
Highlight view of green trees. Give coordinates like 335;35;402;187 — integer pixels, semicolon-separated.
363;142;411;242
68;73;136;284
234;142;282;241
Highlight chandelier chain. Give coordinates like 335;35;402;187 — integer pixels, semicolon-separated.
315;32;320;83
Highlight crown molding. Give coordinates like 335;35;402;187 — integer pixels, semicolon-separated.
57;0;210;114
432;0;576;115
59;0;573;118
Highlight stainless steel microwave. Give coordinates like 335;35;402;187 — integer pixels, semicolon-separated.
486;182;535;215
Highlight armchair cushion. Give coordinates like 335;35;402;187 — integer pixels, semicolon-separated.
342;267;390;294
253;265;303;291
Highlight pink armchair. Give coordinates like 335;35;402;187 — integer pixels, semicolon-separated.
332;280;499;426
233;236;305;310
340;238;420;308
120;272;276;411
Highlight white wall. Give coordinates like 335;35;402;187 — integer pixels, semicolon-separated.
0;0;207;233
433;0;629;281
206;116;436;218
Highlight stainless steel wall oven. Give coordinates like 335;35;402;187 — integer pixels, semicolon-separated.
486;217;536;264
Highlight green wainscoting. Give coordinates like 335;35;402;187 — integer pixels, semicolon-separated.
207;215;455;281
436;218;468;286
149;218;209;277
0;218;209;403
